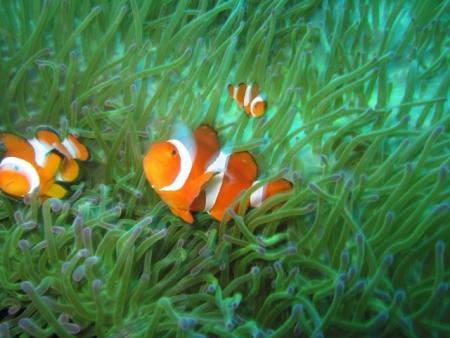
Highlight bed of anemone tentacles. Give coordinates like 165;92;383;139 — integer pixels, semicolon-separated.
0;0;449;337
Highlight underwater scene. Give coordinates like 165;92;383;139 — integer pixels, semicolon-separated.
0;0;449;337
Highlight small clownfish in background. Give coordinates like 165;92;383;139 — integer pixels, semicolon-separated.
34;127;90;182
0;127;89;200
228;82;266;117
143;123;292;223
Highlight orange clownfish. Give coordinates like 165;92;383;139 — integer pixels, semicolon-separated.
143;123;292;223
143;124;220;223
0;127;89;200
34;127;90;182
228;82;266;117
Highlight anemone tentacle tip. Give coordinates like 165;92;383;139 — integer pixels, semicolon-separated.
292;303;303;316
20;281;34;293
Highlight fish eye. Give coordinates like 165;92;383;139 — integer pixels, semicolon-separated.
171;149;177;156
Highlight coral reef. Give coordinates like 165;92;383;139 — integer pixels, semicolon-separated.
0;0;449;337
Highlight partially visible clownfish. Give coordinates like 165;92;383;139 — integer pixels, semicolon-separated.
34;127;90;182
227;82;266;117
190;150;293;222
0;127;89;200
143;123;292;223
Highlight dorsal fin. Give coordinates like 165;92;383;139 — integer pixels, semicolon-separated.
225;151;258;183
35;127;61;145
194;124;220;158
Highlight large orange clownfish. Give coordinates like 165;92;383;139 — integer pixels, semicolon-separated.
143;123;292;223
143;124;220;223
0;127;89;200
228;82;266;117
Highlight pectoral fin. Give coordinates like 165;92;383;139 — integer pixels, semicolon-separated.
187;171;216;203
41;151;63;180
170;206;194;224
60;158;80;182
42;181;69;199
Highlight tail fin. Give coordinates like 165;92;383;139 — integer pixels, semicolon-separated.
250;94;266;117
265;178;293;198
249;178;293;208
0;133;36;164
62;135;90;161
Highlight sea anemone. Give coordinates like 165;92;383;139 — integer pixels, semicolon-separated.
0;0;448;337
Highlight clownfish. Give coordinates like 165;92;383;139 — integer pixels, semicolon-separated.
143;123;292;223
228;82;266;117
34;127;89;182
0;127;89;200
143;124;220;223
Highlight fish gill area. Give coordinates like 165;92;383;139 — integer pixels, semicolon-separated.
0;0;449;337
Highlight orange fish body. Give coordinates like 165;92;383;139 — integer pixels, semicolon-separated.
228;82;266;117
191;151;293;221
143;125;220;223
0;128;89;200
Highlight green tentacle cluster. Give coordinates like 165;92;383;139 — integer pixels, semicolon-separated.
0;0;448;337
